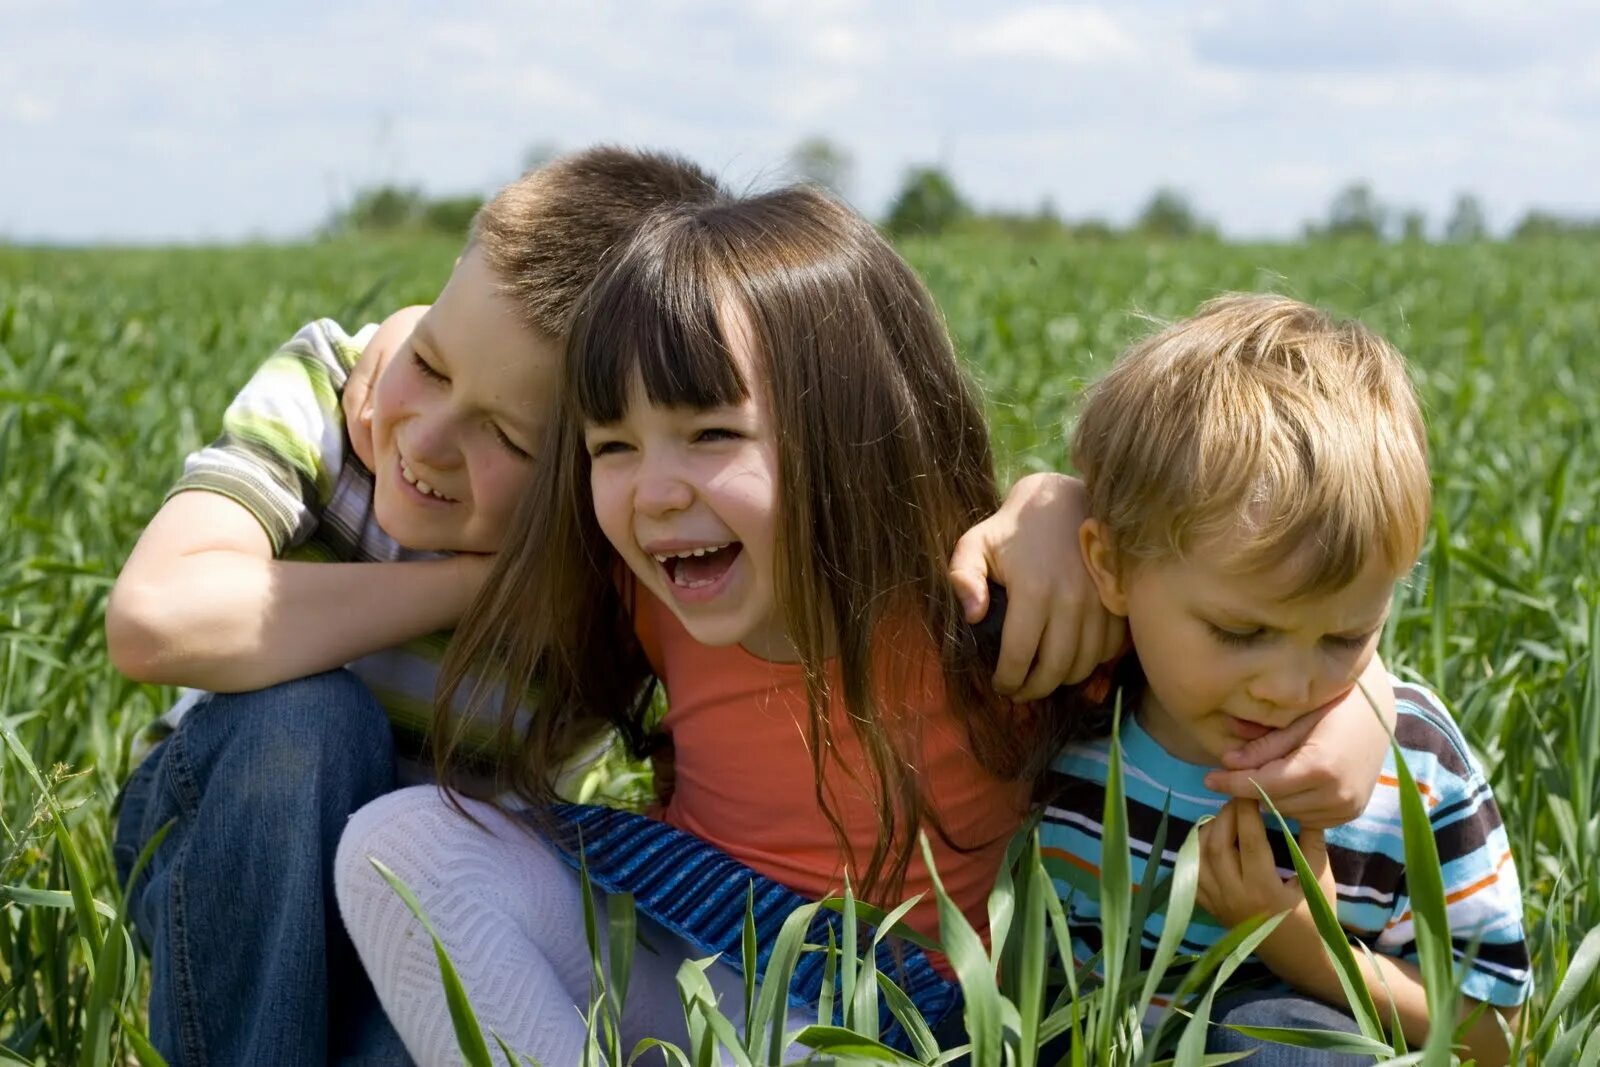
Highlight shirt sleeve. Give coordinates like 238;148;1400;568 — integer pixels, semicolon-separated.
167;319;377;555
1389;692;1531;1007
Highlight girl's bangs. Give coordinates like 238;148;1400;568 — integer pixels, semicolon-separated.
571;243;750;424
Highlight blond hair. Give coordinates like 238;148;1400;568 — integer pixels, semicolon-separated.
470;146;722;337
1072;293;1430;594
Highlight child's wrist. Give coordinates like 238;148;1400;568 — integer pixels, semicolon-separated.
1256;911;1341;999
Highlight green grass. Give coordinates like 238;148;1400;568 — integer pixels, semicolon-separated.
1;234;1597;1063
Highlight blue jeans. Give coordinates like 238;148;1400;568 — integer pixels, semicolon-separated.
113;670;414;1066
1206;989;1376;1064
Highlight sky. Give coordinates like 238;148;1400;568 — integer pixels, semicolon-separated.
6;0;1599;243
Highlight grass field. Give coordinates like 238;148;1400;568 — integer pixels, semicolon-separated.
1;234;1596;1063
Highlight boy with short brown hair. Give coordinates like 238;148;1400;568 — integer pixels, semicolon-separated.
106;147;726;1065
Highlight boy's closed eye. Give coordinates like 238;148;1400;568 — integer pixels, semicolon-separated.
412;351;449;383
490;422;532;460
1204;620;1381;651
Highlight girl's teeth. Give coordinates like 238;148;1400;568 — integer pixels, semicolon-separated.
651;543;730;563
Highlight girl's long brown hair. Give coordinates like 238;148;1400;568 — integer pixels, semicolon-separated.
437;185;1048;900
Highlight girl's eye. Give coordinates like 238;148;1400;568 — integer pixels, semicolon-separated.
1207;623;1264;647
695;427;743;443
491;424;531;461
588;439;631;459
411;352;448;383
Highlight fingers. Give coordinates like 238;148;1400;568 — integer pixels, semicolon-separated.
1203;799;1243;888
947;528;993;624
1219;707;1326;770
1012;597;1088;700
1234;798;1272;873
992;582;1048;695
1055;603;1105;690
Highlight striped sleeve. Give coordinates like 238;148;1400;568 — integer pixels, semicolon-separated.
168;320;376;554
1386;685;1531;1007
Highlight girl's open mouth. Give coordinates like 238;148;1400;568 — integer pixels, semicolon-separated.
655;543;744;591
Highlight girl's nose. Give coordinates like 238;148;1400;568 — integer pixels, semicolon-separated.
633;457;694;516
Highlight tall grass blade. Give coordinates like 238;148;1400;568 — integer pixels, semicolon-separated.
1094;700;1133;1058
1257;789;1385;1044
369;858;494;1067
919;832;1002;1066
1386;738;1461;1063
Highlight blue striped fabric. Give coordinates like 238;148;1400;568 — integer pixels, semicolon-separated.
541;804;961;1051
1039;677;1531;1010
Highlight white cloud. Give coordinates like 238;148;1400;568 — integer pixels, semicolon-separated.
5;93;53;123
960;4;1139;64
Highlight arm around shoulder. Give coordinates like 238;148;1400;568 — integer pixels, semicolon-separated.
106;490;275;683
106;490;485;691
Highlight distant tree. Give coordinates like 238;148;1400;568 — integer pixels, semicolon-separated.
1136;188;1208;239
1323;182;1387;240
1444;192;1489;242
788;136;855;200
1511;210;1600;240
884;166;970;237
1400;209;1428;243
423;195;486;237
335;185;425;232
1072;217;1118;242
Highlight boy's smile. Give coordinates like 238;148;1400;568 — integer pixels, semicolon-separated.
1081;520;1398;766
369;248;558;554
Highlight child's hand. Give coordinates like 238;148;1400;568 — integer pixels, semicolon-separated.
344;305;430;469
1196;798;1339;992
1202;653;1397;829
948;473;1125;700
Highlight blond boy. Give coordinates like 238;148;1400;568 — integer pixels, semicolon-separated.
1043;295;1530;1064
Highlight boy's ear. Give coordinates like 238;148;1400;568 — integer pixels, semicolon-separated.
1079;518;1131;617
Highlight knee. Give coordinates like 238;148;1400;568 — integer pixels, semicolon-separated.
335;789;572;929
184;670;395;797
335;787;472;907
1208;990;1367;1059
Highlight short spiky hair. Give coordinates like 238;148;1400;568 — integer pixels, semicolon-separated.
1072;293;1430;594
470;146;723;337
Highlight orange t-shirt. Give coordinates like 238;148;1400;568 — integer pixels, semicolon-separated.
634;587;1031;967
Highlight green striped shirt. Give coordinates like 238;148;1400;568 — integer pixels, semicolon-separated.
147;319;592;786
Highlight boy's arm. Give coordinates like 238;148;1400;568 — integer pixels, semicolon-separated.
106;490;489;692
948;472;1126;699
1199;799;1520;1066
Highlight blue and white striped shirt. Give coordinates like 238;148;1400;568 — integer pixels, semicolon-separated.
1040;677;1530;1008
